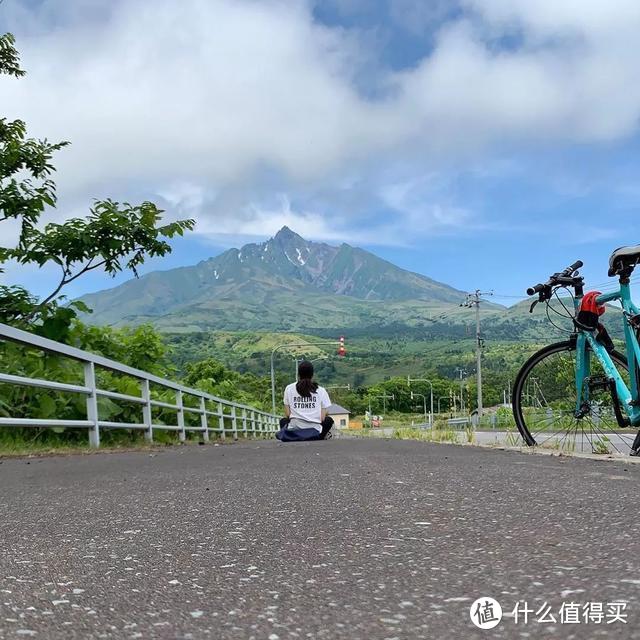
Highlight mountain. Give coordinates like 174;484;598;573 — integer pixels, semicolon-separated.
80;227;484;331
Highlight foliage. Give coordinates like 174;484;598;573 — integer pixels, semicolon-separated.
183;358;272;411
0;33;68;252
3;199;193;326
0;35;265;449
0;325;278;450
0;32;194;335
166;329;545;410
0;322;176;448
0;33;25;78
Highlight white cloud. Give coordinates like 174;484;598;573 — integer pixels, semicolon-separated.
2;0;640;249
2;0;390;195
188;192;409;246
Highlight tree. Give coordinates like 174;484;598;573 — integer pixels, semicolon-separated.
183;357;272;411
0;33;67;250
0;33;194;339
2;200;193;326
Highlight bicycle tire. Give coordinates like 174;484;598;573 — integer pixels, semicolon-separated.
513;340;632;453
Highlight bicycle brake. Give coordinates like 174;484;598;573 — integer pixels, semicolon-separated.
627;313;640;330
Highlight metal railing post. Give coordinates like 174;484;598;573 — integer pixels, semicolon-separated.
200;396;209;442
84;361;100;448
142;379;153;443
231;406;238;440
176;390;186;442
242;408;247;438
218;402;225;440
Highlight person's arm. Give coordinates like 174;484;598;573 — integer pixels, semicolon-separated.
283;386;291;418
320;388;331;421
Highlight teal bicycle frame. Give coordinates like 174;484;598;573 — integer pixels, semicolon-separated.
573;282;640;426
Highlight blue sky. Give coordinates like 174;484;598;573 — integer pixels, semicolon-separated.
2;0;640;306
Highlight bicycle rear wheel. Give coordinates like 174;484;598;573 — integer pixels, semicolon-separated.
513;340;635;454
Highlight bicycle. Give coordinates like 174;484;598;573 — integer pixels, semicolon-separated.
513;246;640;456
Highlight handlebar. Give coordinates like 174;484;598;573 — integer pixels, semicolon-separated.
526;260;584;296
561;260;583;276
527;283;546;296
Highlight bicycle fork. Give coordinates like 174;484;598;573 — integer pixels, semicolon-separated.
576;333;633;428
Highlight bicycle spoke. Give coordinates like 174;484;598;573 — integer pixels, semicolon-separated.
514;341;632;456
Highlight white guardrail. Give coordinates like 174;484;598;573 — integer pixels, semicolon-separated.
0;322;279;447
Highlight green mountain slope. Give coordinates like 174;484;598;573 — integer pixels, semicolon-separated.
80;226;495;330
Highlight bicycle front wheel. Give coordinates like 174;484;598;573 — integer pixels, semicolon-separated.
513;340;635;454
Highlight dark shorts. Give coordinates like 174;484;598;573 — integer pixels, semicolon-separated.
275;416;334;442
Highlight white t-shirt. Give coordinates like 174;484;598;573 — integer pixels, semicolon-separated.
283;383;331;432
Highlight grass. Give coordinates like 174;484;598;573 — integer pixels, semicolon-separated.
591;436;611;454
0;427;272;457
504;428;521;447
390;426;459;444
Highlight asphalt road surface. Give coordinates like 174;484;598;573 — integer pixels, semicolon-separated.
2;439;640;639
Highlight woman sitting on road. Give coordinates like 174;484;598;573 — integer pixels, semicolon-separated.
276;360;334;442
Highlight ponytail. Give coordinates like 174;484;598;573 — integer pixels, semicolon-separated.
296;378;319;398
296;360;318;398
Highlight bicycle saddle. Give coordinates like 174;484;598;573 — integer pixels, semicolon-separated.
609;245;640;277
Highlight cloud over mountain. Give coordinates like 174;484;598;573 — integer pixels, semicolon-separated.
2;1;640;241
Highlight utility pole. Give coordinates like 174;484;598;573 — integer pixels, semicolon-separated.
376;393;394;415
407;376;434;427
410;391;428;428
461;290;493;418
455;367;467;413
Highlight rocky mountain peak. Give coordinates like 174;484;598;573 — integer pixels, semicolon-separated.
271;225;305;245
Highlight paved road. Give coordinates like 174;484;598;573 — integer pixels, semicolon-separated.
366;428;639;455
1;439;640;639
